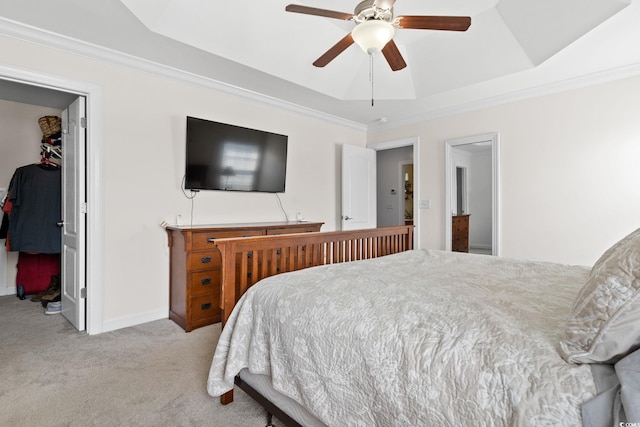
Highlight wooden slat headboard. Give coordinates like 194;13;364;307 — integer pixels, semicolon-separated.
214;225;414;326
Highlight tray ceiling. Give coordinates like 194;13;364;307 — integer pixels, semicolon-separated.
0;0;638;127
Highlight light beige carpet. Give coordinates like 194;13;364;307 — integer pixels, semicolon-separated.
0;295;273;427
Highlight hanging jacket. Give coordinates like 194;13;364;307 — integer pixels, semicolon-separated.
6;163;61;254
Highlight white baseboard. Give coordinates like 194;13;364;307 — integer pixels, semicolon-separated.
101;309;168;333
0;284;167;333
470;243;492;250
0;286;16;296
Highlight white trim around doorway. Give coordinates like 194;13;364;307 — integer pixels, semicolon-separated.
0;63;104;334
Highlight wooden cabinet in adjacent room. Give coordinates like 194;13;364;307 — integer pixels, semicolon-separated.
166;221;323;331
452;214;470;253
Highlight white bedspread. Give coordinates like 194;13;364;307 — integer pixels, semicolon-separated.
208;249;596;426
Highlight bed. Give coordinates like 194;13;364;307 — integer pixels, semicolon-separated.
207;225;640;426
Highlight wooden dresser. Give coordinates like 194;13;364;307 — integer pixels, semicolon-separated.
452;214;470;253
166;221;323;331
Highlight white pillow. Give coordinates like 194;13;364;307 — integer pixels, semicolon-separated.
558;227;640;364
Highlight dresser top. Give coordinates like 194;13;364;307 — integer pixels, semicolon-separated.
166;221;323;231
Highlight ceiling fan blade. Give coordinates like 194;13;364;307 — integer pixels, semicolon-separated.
373;0;396;10
395;15;471;31
313;34;354;67
285;4;353;21
381;40;407;71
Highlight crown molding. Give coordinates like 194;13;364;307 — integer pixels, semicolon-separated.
4;16;639;134
374;61;640;131
0;17;367;132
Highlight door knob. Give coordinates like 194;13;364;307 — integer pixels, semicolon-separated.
56;221;64;227
343;216;353;220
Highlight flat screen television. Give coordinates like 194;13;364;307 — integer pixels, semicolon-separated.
185;116;288;193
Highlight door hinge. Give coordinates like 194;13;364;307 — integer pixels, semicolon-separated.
80;288;87;299
80;202;88;214
80;117;87;128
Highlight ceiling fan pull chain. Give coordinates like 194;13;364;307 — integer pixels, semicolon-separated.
370;53;375;107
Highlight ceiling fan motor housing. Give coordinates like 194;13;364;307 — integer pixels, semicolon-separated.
354;0;393;23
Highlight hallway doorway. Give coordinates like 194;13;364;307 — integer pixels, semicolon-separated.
369;137;420;249
445;133;500;256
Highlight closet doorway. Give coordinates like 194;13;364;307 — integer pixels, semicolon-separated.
0;64;103;334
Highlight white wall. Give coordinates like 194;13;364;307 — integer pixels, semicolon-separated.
469;150;492;249
369;74;640;266
0;100;61;194
0;35;366;330
0;99;62;296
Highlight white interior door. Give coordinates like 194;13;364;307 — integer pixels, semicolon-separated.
341;144;376;230
61;97;86;331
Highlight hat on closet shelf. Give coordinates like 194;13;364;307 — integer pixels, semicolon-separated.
38;116;61;141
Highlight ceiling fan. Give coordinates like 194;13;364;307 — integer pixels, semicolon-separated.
285;0;471;71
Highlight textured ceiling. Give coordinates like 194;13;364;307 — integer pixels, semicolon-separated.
0;0;639;127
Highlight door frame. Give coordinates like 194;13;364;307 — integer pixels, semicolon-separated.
368;137;420;249
399;162;413;226
0;63;105;334
444;133;500;255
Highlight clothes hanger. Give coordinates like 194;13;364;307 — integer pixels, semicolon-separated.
39;145;61;168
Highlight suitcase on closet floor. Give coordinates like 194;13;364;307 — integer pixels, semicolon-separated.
16;252;60;295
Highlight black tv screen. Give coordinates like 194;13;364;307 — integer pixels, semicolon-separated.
185;116;288;192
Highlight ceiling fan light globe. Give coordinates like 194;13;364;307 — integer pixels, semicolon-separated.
352;20;395;54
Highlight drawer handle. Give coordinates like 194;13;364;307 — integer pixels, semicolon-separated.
206;237;216;243
200;278;212;285
201;256;212;263
247;252;253;259
201;302;212;310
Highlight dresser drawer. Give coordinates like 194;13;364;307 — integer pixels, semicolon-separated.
191;230;265;250
190;250;221;271
452;218;467;226
190;294;220;324
168;222;323;331
190;270;220;296
453;223;468;233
